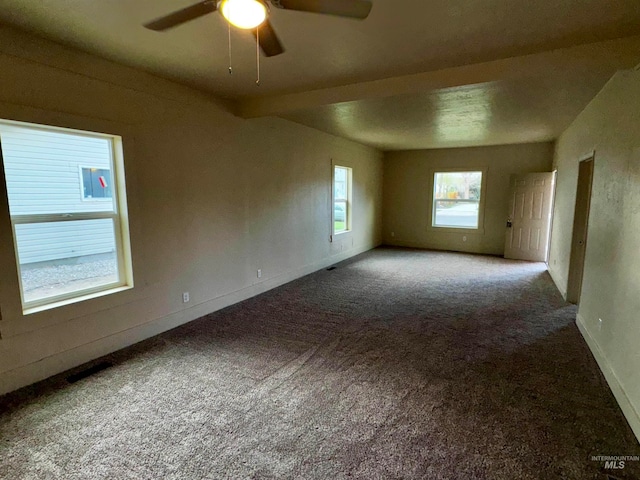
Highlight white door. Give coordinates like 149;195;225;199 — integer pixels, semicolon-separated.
566;157;594;303
504;172;555;261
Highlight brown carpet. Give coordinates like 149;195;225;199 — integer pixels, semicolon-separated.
1;247;639;479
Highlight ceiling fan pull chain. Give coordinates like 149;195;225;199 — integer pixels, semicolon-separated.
256;26;261;86
228;22;233;75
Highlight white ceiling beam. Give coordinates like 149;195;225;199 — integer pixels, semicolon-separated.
237;35;640;118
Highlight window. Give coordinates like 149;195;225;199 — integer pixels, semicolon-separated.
432;171;482;229
81;167;112;199
0;120;133;312
333;166;352;234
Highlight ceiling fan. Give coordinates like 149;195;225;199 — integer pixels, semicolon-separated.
144;0;373;57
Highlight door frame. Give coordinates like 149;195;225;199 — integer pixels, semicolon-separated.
545;169;558;265
566;154;595;304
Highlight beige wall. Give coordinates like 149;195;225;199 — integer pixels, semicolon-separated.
548;69;640;440
382;143;553;255
0;27;383;394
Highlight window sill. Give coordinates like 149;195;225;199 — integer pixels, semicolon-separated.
23;284;133;316
427;226;485;235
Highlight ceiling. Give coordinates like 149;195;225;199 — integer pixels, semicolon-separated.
1;0;640;150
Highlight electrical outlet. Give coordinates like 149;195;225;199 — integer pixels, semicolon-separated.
257;269;262;278
391;232;395;237
462;235;467;242
182;292;190;303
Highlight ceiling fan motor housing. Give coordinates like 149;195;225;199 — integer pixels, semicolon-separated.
218;0;270;29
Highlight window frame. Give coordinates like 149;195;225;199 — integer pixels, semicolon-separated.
333;165;352;236
428;167;488;234
0;119;133;314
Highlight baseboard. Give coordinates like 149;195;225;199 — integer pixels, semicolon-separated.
547;264;567;300
576;313;640;443
0;242;378;396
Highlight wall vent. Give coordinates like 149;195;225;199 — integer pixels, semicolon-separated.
67;361;113;383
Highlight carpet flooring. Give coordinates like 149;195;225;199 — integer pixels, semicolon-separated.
1;247;639;479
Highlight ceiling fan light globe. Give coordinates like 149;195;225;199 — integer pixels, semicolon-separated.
219;0;267;29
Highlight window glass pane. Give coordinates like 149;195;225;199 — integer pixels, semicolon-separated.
334;167;347;199
14;219;119;304
433;200;479;228
334;200;347;233
0;123;115;214
434;172;482;200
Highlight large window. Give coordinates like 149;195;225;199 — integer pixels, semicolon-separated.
432;171;482;229
0;120;133;312
333;166;352;234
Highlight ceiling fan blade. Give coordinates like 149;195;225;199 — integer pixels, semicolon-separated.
273;0;372;19
144;1;217;31
253;21;285;57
